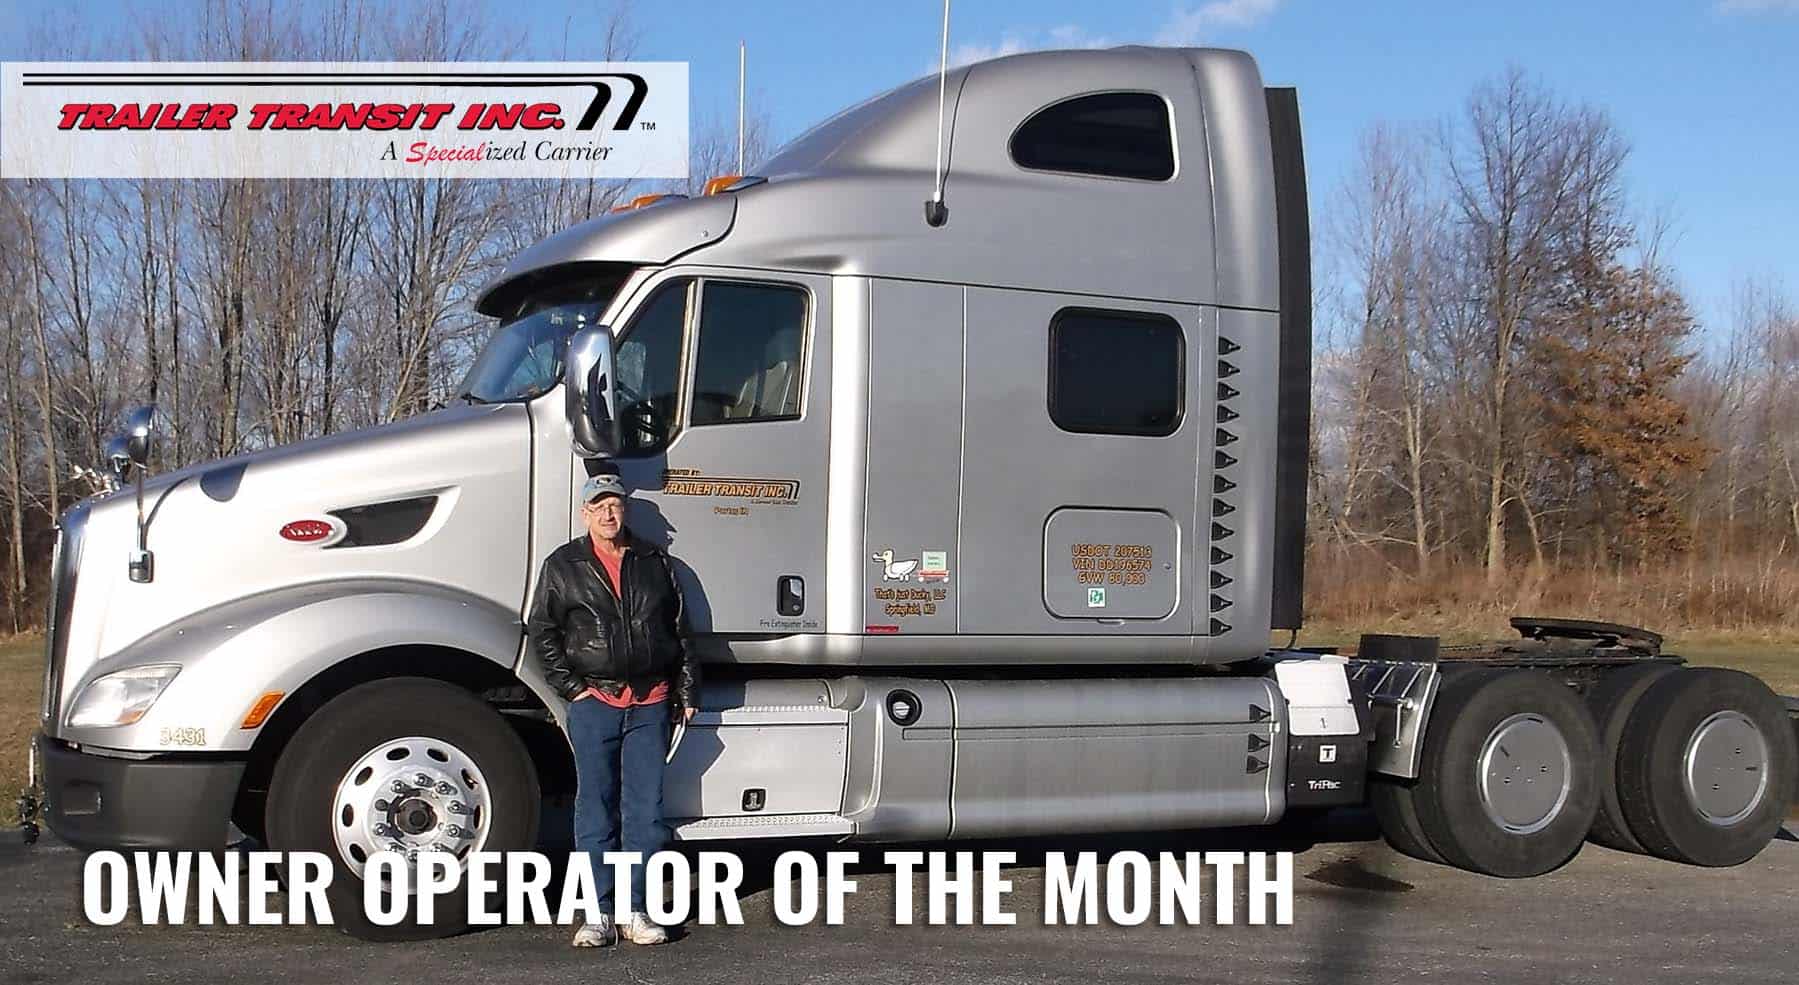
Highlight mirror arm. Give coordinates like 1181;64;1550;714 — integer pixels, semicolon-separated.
120;404;158;583
129;464;152;583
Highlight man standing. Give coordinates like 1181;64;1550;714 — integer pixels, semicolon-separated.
528;472;699;947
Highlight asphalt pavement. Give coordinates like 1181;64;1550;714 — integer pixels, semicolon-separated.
3;811;1795;985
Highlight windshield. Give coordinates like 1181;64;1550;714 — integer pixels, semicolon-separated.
459;271;629;403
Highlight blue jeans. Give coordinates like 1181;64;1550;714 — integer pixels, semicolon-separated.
567;697;670;916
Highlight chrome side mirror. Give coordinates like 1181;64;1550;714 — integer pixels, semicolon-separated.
564;325;620;459
123;404;159;468
115;404;160;583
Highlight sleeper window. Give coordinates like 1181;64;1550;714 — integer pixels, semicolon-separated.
1048;309;1184;436
1010;92;1175;181
690;282;808;425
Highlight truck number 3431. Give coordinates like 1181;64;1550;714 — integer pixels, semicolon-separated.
159;726;207;747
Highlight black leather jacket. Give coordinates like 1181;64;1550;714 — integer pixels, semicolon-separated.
527;532;700;711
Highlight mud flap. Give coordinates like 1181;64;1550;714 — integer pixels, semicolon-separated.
1274;659;1371;808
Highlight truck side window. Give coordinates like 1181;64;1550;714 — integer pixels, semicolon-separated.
688;281;808;426
1048;308;1184;437
615;280;692;454
1009;92;1175;181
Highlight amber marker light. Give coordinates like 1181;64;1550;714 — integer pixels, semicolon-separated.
608;193;688;214
702;174;743;196
241;691;285;729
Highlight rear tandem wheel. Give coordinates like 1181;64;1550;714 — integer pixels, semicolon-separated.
1584;662;1680;854
1369;667;1506;867
1614;668;1796;867
1406;669;1601;877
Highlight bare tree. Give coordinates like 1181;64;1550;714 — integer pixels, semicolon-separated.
1442;69;1589;581
18;183;63;517
0;196;31;631
312;180;368;435
1329;124;1447;574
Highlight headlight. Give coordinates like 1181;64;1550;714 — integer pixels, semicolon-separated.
67;664;181;728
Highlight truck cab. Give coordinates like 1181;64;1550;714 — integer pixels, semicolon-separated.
474;44;1298;667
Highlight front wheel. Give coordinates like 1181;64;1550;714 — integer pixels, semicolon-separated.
265;678;541;941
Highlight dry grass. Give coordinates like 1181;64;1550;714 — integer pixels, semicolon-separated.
1301;557;1799;693
2;634;43;824
1304;556;1799;642
1662;640;1799;696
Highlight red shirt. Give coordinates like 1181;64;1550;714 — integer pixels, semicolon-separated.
582;538;668;707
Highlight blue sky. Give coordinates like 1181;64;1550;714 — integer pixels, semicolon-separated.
3;0;1794;330
633;0;1798;333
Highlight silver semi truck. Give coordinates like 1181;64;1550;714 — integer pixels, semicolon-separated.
31;47;1796;939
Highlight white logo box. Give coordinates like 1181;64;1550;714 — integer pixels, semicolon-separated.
1;61;689;179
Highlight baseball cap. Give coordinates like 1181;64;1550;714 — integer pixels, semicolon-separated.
581;473;629;504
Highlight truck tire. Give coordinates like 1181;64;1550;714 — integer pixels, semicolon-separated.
1614;668;1796;867
1410;669;1600;878
1369;666;1506;866
1584;663;1678;854
265;677;541;941
1370;776;1445;864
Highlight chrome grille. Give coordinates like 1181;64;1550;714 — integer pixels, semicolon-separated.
40;501;87;736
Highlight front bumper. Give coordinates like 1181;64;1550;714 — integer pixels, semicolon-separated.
35;733;246;851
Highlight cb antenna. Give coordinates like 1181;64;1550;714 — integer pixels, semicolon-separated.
924;0;951;227
737;39;746;174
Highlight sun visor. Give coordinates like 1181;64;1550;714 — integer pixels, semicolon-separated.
475;195;736;316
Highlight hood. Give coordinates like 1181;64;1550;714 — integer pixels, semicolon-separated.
53;400;536;733
91;401;501;512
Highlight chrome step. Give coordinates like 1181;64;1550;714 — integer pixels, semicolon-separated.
671;812;852;841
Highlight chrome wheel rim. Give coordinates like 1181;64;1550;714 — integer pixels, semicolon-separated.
331;736;491;890
1477;713;1572;835
1682;711;1769;826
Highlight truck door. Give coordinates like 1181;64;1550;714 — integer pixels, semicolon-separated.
570;269;831;642
957;288;1203;642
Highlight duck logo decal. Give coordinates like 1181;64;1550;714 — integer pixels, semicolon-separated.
872;549;920;581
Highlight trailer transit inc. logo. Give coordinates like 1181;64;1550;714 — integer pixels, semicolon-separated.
0;62;690;179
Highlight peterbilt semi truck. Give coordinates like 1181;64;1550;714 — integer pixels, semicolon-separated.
31;47;1796;939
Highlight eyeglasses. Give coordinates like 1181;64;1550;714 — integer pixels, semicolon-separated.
584;500;626;515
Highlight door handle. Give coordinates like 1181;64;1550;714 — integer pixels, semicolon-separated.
776;575;805;617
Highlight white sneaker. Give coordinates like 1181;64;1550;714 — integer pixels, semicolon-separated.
620;912;669;945
571;915;615;947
